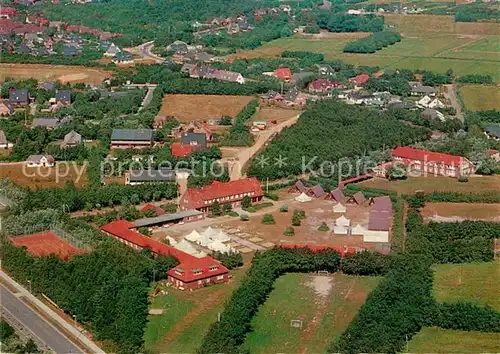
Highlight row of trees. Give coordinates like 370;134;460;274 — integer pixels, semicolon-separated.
220;99;258;146
457;74;494;84
316;13;384;33
343;31;402;53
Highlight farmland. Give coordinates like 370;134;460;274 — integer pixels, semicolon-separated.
421;202;500;222
361;175;500;194
460;85;500;111
250;107;299;124
432;262;500;311
243;273;381;353
144;267;247;353
0;162;88;188
408;327;500;353
158;94;254;122
0;63;112;86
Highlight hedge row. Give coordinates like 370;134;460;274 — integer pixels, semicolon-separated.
343;30;401;54
436;302;500;333
405;191;500;204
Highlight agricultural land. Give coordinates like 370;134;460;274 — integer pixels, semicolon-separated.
0;163;88;189
460;85;500;111
421;202;500;222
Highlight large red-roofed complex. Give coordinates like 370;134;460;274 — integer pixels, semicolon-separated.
10;232;86;260
100;220;229;290
180;178;264;213
391;146;475;177
0;7;17;19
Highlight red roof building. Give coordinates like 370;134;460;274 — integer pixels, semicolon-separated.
391;146;475;177
170;143;195;158
308;79;343;93
275;67;292;81
0;7;17;19
351;74;370;86
141;203;166;216
100;220;229;290
180;178;264;213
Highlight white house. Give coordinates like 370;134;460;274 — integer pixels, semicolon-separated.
26;154;55;167
333;225;348;235
104;43;121;57
351;224;367;236
336;215;351;227
333;203;347;213
417;95;445;109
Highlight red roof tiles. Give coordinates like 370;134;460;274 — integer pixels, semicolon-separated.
0;7;17;17
170;143;195;157
141;203;166;216
392;146;470;167
275;67;292;81
308;79;342;92
352;74;370;86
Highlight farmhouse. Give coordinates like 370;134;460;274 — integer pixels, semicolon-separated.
55;90;72;105
110;129;154;149
275;67;292;81
180;178;263;213
125;169;176;185
391;146;475;177
112;51;134;64
62;130;81;148
408;81;436;97
26;154;55;167
100;220;229;290
350;74;370;87
308;79;343;93
9;88;30;106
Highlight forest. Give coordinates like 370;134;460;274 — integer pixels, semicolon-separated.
247;100;431;180
343;30;402;54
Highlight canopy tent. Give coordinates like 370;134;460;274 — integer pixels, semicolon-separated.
202;227;218;238
174;239;199;255
336;214;351;227
184;230;201;242
197;233;212;247
351;224;367;235
333;225;348;235
210;230;231;243
295;192;312;203
166;236;177;245
333;203;347;213
208;239;233;253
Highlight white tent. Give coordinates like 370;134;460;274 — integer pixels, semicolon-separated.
333;203;347;213
166;236;177;246
336;214;351;227
184;230;201;242
208;240;231;253
295;192;312;203
197;233;212;247
333;225;348;235
202;227;218;238
210;230;231;243
174;239;199;255
351;224;367;236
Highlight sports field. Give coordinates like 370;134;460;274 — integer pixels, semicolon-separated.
432;262;500;311
460;85;500;111
9;232;85;260
408;327;500;353
243;273;381;353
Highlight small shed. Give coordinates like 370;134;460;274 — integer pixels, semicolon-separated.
307;184;326;198
295;192;312;203
289;180;307;193
326;188;345;203
336;215;351;227
347;191;366;205
332;203;347;213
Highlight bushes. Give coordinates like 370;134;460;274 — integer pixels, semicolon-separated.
253;202;274;210
279;205;288;212
283;227;295;236
421;191;500;204
264;192;279;201
261;213;275;225
436;302;500;333
212;251;243;270
341;251;393;276
344;31;401;54
220;100;258;146
281;51;324;63
318;222;330;232
457;74;494;84
292;209;305;226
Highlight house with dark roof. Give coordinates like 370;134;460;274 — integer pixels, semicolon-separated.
408;81;436;97
32;118;61;129
350;74;370;87
62;130;81;148
308;79;343;93
284;87;307;107
125;169;176;185
110;129;154;149
485;125;500;140
55;90;72;105
180;178;263;213
347;191;367;205
181;132;207;149
288;180;307;193
307;184;326;198
112;51;134;64
325;188;345;203
9;88;30;106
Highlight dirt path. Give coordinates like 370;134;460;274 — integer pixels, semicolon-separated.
435;36;483;58
443;84;464;123
229;113;301;181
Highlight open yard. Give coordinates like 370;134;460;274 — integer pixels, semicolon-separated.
0;63;112;86
421;202;500;222
361;175;500;195
158;94;254;122
144;267;247;353
0;162;88;188
408;327;500;353
243;273;381;353
459;85;500;111
250;107;299;124
432;262;500;311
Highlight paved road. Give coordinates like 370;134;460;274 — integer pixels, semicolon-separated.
139;41;164;63
1;284;83;354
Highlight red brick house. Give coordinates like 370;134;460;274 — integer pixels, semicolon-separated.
0;7;17;19
350;74;370;87
275;67;292;81
308;79;343;93
100;220;229;290
180;178;264;213
391;146;475;177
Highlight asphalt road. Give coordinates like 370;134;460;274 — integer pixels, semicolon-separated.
1;284;84;354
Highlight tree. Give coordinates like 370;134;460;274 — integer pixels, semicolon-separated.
318;222;330;232
386;164;407;181
211;201;221;216
242;196;252;209
280;205;288;212
283;226;295;236
262;214;275;225
223;203;232;214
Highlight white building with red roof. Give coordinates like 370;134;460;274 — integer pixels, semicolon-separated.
180;178;264;213
100;220;229;290
391;146;475;177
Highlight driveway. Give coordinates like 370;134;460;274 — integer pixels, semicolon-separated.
443;84;464;123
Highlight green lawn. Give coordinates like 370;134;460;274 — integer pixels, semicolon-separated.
460;85;500;111
461;36;500;52
408;327;500;353
243;273;381;354
433;262;500;311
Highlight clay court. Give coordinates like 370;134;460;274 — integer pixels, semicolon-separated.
0;162;88;189
0;63;112;86
421;202;500;223
159;94;254;122
10;232;85;260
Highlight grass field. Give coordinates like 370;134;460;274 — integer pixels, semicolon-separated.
159;94;254;122
460;85;500;111
144;267;247;353
408;327;500;353
0;63;112;85
361;175;500;194
243;273;381;353
432;262;500;311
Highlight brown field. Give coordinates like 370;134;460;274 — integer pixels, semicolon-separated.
361;176;500;195
251;107;299;124
384;14;455;34
421;203;500;222
455;22;500;36
159;94;254;122
0;63;112;86
0;162;88;188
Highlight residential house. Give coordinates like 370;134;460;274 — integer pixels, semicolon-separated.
55;90;72;105
408;81;436;96
104;43;120;57
417;95;445;109
62;130;81;148
125;169;176;185
110;129;154;149
100;220;229;290
170;143;196;158
26;154;55;167
181;132;207;149
485;125;500;140
63;45;78;57
275;67;292;81
166;40;189;53
260;91;284;106
32;118;61;129
0;7;17;19
284;87;307;107
9;88;30;106
345;92;383;106
422;108;445;122
350;74;370;87
194;51;214;62
308;79;343;93
0;101;14;116
391;146;475;177
314;63;335;76
180;178;264;213
202;67;245;84
112;51;133;64
0;129;9;149
227;23;240;34
488;149;500;162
